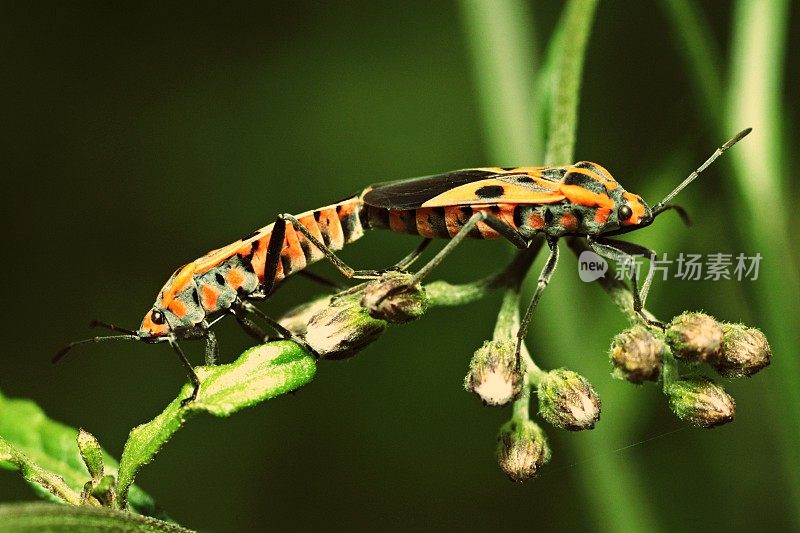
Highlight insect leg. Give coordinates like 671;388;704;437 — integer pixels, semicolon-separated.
587;237;663;327
262;215;288;297
516;237;559;365
238;301;298;340
593;237;658;306
281;239;430;293
204;329;218;365
229;303;272;342
410;211;529;285
232;300;319;356
394;238;433;270
262;215;433;298
169;339;201;406
281;213;385;279
297;270;348;291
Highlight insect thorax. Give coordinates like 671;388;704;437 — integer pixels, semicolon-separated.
514;202;614;237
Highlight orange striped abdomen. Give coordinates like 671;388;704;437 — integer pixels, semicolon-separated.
270;199;364;284
142;196;366;334
364;201;606;240
364;204;520;240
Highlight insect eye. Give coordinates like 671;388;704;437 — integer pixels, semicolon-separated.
151;310;166;325
618;204;633;221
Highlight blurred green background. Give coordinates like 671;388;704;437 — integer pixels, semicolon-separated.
1;1;798;531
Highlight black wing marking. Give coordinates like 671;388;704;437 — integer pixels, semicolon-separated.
363;169;507;209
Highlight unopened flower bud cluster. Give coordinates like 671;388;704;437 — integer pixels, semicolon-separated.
609;311;769;428
279;267;771;482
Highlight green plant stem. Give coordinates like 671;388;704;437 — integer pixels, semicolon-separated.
660;351;680;390
495;287;534;424
537;3;658;528
492;287;521;340
0;439;85;507
458;0;540;163
565;238;659;323
543;0;598;166
493;282;546;399
512;386;531;422
485;245;549;424
564;238;681;393
426;240;543;307
115;342;316;509
459;2;656;530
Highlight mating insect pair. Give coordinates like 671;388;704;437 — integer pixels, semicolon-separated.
56;129;752;404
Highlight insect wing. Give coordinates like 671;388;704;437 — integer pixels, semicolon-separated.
363;169;498;209
363;168;566;209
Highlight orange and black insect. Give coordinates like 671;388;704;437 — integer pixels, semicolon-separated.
57;129;751;404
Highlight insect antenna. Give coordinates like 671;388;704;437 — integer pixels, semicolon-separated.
652;128;752;217
89;319;138;335
53;334;141;363
655;204;691;226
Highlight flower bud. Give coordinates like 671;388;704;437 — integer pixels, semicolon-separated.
537;368;601;431
464;340;524;406
666;312;723;362
304;293;386;359
361;271;429;324
278;295;333;336
712;323;771;377
665;378;735;428
609;325;667;383
496;419;551;482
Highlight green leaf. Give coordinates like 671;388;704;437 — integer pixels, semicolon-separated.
116;341;316;508
0;391;160;518
0;502;193;533
77;429;104;483
0;436;82;506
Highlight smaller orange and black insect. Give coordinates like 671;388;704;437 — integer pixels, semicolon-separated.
57;129;751;404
